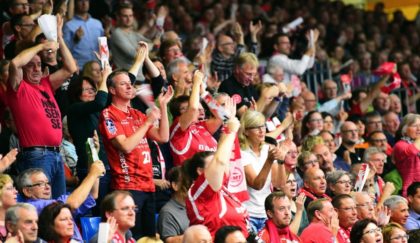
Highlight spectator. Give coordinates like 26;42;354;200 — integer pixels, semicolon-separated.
159;39;184;66
382;111;400;146
63;0;104;68
5;203;39;243
383;196;409;227
182;117;249;238
4;14;39;60
81;61;102;85
389;94;402;115
0;174;18;241
214;226;247;243
393;113;420;196
353;192;376;221
326;170;353;198
297;151;320;175
99;62;172;238
16;160;104;241
350;218;383;243
406;182;420;230
239;110;287;232
319;130;338;154
158;167;189;242
110;2;151;71
219;52;259;117
332;194;358;242
258;191;301;242
301;90;318;112
311;144;350;173
336;121;363;164
166;58;192;98
38;203;75;242
7;15;77;198
373;91;391;115
382;223;409;243
301;168;331;208
365;111;384;136
90;191;136;243
182;225;212;243
300;198;338;243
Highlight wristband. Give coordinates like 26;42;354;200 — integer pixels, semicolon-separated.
277;160;285;165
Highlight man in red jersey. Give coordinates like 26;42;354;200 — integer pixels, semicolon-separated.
99;46;172;239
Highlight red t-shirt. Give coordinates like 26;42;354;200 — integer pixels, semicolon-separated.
6;77;62;147
186;173;249;238
169;118;217;166
300;222;335;243
99;105;154;192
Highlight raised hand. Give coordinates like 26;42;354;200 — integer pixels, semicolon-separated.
295;193;306;211
146;106;161;125
90;160;106;177
107;216;118;242
249;20;262;37
75;26;84;42
226;116;240;133
224;97;237;119
158;85;174;105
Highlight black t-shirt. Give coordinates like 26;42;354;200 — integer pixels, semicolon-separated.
218;75;258;110
335;144;364;164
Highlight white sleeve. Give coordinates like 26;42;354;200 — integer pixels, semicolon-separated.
270;54;312;75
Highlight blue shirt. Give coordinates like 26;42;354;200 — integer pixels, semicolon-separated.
63;15;104;68
405;209;420;231
22;194;96;242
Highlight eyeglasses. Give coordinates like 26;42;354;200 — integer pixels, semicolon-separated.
363;227;381;235
26;181;50;188
286;179;297;184
342;129;359;133
20;23;35;27
246;125;265;131
370;158;386;163
335;180;352;186
309;118;323;123
4;185;16;191
370;139;387;143
304;160;319;166
338;206;357;212
116;206;139;213
367;121;382;125
82;87;97;93
390;234;409;241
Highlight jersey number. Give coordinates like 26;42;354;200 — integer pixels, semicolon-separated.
142;151;151;164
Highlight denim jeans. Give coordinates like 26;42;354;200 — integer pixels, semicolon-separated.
17;150;65;199
249;216;267;234
128;190;156;239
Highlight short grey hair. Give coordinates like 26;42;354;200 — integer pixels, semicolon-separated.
363;146;386;163
16;168;45;192
6;203;37;225
326;170;352;185
166;57;190;83
399;113;420;137
383;195;407;210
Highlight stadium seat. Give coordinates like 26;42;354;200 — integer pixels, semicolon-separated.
80;217;101;242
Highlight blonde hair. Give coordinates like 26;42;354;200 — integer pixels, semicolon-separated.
382;222;406;243
301;135;324;152
0;174;13;198
235;52;259;69
239;110;266;150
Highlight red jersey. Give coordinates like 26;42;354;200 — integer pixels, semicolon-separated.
186;173;249;238
99;105;154;192
169;118;217;166
300;222;335;243
6;77;62;147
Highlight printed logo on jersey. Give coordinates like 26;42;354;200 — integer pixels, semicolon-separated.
232;94;242;104
105;118;117;135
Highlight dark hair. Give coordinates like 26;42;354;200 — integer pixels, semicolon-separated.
67;76;96;103
264;191;287;213
38;202;73;242
301;111;321;138
364;111;381;124
307;198;329;222
180;151;214;195
168;95;189;118
115;2;133;15
321;112;333;120
367;130;385;143
408;229;420;243
159;39;181;63
407;182;420;197
10;14;26;34
350;218;378;243
332;194;353;209
100;190;133;221
166;166;182;184
214;226;242;243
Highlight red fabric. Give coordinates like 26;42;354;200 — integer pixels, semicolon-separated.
336;227;351;243
6;76;62;147
300;187;331;201
258;220;301;243
186;173;249;238
300;222;335;243
99;105;154;192
112;231;135;243
225;135;249;202
169;117;217;166
393;140;420;196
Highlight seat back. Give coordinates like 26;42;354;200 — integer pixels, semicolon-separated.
80;217;101;242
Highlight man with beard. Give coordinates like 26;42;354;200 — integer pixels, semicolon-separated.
311;144;350;173
332;194;358;243
219;52;259;118
336;121;364;164
300;198;339;243
301;168;331;208
258;191;301;242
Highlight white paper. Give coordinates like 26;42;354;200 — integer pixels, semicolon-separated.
200;37;208;55
87;137;99;162
354;164;370;192
98;37;109;69
282;17;303;33
97;223;110;243
38;15;57;41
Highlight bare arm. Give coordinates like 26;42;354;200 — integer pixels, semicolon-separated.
205;101;239;191
178;71;202;131
147;86;173;143
360;75;389;113
290;194;306;234
164;235;183;243
66;160;105;208
128;41;147;77
0;149;18;173
49;15;77;90
244;150;275;190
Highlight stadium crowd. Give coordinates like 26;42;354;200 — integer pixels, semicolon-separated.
0;0;419;242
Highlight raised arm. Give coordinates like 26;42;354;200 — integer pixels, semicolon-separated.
9;41;58;91
147;86;173;143
66;160;105;209
128;41;147;77
178;71;202;130
205;115;240;191
359;75;389;113
244;146;276;190
49;14;77;90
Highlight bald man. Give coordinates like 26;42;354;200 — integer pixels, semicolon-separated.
183;225;212;243
336;121;364;164
311;144;350;172
301;168;331;208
